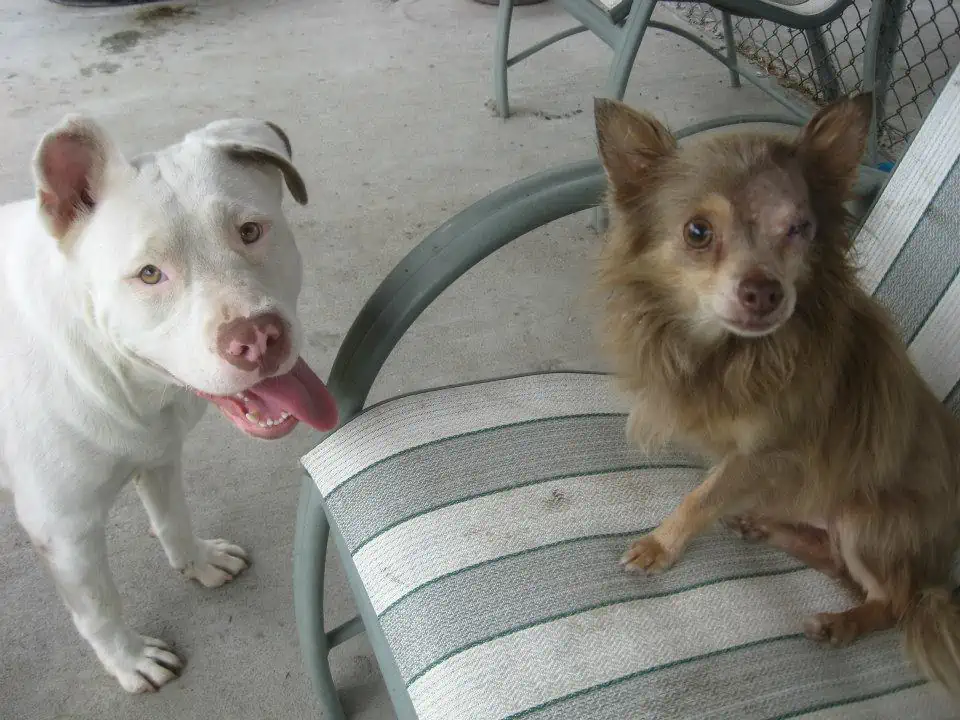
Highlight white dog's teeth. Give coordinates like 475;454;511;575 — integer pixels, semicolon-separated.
235;393;244;399
250;414;287;429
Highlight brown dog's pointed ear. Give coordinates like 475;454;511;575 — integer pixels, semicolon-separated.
594;97;677;192
795;92;873;193
32;115;125;242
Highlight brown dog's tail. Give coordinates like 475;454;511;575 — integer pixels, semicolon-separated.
903;587;960;694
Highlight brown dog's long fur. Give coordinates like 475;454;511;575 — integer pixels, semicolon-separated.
593;93;960;695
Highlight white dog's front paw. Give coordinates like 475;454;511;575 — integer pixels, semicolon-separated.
180;538;250;587
112;636;184;693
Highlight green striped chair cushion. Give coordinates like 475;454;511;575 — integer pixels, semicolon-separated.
302;73;960;720
301;375;952;719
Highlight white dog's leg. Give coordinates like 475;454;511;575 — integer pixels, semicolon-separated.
25;519;184;692
134;463;249;588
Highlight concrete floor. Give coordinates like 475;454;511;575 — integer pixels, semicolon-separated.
0;1;784;718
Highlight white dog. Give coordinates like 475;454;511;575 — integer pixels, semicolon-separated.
0;115;339;692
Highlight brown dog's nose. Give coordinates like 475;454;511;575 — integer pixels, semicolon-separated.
737;276;784;317
217;313;291;374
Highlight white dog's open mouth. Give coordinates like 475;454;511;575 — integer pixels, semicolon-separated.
195;358;338;439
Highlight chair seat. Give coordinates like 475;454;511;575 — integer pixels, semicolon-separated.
585;0;846;20
301;372;952;720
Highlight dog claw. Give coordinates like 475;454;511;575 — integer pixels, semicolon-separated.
113;636;184;693
140;635;171;650
145;644;185;673
803;612;858;648
180;538;250;588
721;515;769;542
620;535;675;574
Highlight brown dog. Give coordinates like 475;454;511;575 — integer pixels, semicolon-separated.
593;93;960;695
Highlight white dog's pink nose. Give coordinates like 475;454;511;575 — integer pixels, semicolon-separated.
229;327;276;362
217;313;291;374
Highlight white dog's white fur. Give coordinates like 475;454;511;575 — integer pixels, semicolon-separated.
0;115;337;692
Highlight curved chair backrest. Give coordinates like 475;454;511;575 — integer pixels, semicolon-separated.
719;0;859;28
854;64;960;413
590;0;860;30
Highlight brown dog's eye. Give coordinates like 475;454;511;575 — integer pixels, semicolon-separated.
239;222;263;245
684;219;714;249
787;220;812;239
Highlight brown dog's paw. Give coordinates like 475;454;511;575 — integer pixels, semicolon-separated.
803;612;859;647
721;515;769;542
619;535;676;574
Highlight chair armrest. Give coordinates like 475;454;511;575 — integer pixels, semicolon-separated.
326;159;607;420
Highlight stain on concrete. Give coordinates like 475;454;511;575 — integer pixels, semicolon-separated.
532;108;584;121
484;98;584;121
100;30;143;54
80;62;121;78
135;4;196;24
98;5;197;58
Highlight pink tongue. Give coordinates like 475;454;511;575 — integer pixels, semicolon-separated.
247;357;338;431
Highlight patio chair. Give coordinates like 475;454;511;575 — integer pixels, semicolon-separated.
492;0;908;167
294;65;960;720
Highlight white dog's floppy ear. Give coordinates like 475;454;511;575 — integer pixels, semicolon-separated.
32;114;125;242
186;119;308;205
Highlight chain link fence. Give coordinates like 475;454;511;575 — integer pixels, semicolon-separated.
665;0;959;160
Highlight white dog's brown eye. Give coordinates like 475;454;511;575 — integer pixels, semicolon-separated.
239;222;263;245
684;219;714;249
138;265;164;285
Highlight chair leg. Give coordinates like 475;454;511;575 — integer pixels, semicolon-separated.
721;11;741;89
805;26;840;102
592;0;657;231
591;204;610;234
603;0;657;100
865;0;907;164
294;476;347;720
494;0;515;118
